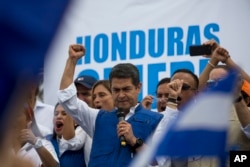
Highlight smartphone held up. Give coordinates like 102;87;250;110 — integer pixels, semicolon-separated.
189;45;212;56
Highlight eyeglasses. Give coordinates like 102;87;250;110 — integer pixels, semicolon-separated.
206;79;222;88
181;83;196;91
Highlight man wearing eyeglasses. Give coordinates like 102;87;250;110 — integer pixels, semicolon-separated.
151;69;199;167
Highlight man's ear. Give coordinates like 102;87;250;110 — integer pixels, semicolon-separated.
136;83;142;91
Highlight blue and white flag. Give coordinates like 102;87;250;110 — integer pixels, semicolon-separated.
0;0;69;142
130;71;238;167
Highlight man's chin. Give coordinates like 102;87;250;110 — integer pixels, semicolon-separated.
116;105;130;111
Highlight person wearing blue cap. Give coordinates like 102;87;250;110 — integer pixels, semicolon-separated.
74;75;97;107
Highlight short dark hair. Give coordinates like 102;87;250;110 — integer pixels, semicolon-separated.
109;63;140;86
172;69;199;89
156;77;170;92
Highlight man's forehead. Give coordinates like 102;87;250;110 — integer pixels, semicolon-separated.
209;68;228;80
111;84;133;89
171;72;192;80
171;72;196;85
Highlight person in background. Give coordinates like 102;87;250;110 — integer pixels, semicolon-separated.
198;39;250;145
74;76;97;166
74;75;97;107
28;75;54;137
92;79;114;111
198;40;250;90
142;77;170;112
12;102;59;167
155;78;171;112
58;44;163;167
152;69;199;167
49;103;89;167
241;80;250;107
193;40;250;167
235;80;250;139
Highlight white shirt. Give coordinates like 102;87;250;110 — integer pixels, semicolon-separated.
58;83;138;138
242;124;250;139
33;100;54;137
57;126;92;165
17;139;59;167
152;107;179;167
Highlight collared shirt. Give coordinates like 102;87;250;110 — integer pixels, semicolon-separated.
58;83;140;138
33;100;54;137
153;107;179;167
17;139;59;167
57;126;92;165
242;124;250;139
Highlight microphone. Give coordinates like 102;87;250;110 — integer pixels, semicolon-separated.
117;108;126;146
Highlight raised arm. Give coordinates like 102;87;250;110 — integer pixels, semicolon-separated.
62;114;75;140
58;44;98;138
224;57;250;83
198;40;231;90
60;44;85;90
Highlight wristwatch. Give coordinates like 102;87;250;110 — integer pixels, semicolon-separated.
34;138;43;149
133;138;144;150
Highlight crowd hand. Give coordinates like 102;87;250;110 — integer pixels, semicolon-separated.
117;121;136;146
212;47;230;63
202;39;219;58
20;121;37;145
141;95;154;110
167;79;183;99
68;44;86;60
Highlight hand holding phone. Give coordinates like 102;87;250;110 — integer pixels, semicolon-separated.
189;45;212;56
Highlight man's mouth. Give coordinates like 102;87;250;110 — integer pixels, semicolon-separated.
160;106;166;111
95;105;102;109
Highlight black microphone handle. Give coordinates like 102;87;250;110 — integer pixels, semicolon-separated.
119;117;126;146
117;109;126;146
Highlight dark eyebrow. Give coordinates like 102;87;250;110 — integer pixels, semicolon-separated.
112;86;133;91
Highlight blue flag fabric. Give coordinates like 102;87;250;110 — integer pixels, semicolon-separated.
0;0;70;144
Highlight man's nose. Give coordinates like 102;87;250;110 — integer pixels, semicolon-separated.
118;91;126;98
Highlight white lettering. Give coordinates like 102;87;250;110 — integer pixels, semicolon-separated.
234;155;241;162
234;155;247;162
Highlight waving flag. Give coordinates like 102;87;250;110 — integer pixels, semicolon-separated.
130;70;238;167
0;0;70;144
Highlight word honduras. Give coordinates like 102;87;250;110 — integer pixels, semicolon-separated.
76;23;220;102
76;23;219;64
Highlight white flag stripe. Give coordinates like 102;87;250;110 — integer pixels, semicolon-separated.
176;93;232;130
